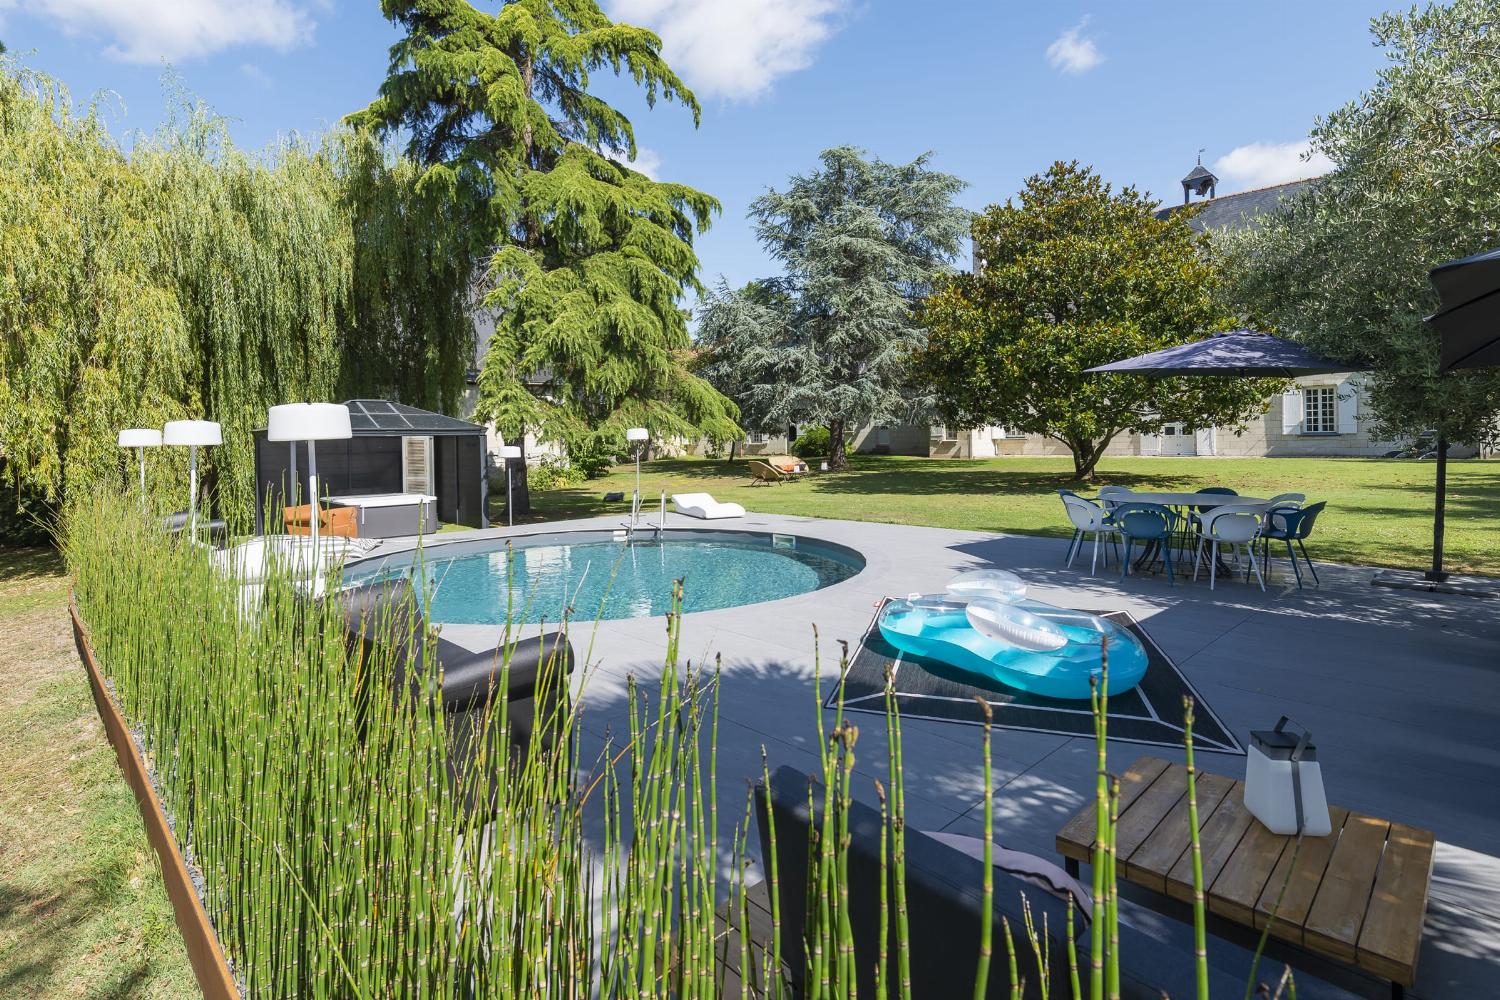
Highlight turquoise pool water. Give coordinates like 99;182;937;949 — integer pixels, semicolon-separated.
343;530;865;624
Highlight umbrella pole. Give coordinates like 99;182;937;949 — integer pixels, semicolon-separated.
1426;433;1449;582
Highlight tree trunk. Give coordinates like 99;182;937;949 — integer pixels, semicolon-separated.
828;418;849;470
727;439;738;463
1063;435;1107;481
1426;433;1448;581
507;437;533;520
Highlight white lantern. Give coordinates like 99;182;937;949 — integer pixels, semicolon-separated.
162;420;222;447
625;428;649;525
162;420;222;542
499;444;522;527
264;403;352;547
117;428;162;510
1243;717;1331;836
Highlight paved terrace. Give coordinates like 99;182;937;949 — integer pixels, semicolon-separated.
357;512;1500;999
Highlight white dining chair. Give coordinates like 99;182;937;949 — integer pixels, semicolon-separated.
1061;493;1121;575
1096;485;1134;519
1194;504;1266;592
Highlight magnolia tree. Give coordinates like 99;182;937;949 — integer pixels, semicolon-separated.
698;147;970;470
1218;0;1500;450
352;0;740;515
918;161;1278;480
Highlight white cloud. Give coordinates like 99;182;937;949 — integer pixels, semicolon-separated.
19;0;314;63
624;146;662;179
1213;140;1334;190
602;144;663;179
1046;17;1103;75
240;62;272;88
607;0;847;101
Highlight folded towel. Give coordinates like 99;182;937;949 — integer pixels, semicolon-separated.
922;831;1093;923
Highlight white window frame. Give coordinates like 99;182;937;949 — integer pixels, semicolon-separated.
930;424;958;443
746;431;769;445
1301;385;1339;435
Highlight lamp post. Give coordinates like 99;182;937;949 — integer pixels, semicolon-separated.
499;444;522;527
117;428;162;512
267;403;353;550
162;420;222;543
626;427;649;525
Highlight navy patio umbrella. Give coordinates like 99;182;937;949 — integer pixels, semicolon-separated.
1422;247;1500;580
1426;246;1500;371
1084;329;1349;378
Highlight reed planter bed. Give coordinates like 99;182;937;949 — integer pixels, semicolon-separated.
70;598;240;1000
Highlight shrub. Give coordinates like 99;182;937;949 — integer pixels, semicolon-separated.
566;439;618;479
791;426;853;458
525;456;586;492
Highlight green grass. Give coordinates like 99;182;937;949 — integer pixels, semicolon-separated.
0;547;197;999
516;454;1500;576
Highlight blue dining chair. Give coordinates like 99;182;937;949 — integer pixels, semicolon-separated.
1260;501;1326;587
1114;503;1179;585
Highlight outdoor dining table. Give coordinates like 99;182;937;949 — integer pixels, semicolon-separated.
1107;492;1273;576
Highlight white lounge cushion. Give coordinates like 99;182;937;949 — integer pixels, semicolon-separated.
923;831;1093;922
671;492;746;520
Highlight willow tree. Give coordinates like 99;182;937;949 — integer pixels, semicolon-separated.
0;65;189;514
335;130;477;414
139;110;353;520
0;63;356;526
350;0;739;515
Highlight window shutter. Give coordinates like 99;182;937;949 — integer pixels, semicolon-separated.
1336;385;1358;434
1281;390;1304;435
402;436;433;494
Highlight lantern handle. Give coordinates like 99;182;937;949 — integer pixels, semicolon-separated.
1273;715;1315;835
1272;716;1314;762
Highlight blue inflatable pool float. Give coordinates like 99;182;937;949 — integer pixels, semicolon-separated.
877;571;1148;700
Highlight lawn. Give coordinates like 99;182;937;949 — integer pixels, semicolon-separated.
0;547;196;999
517;454;1500;576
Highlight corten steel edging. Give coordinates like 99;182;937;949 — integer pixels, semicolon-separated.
70;598;240;1000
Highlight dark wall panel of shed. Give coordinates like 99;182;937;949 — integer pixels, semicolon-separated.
456;435;483;528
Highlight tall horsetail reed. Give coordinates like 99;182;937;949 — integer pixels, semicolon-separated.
66;495;1271;998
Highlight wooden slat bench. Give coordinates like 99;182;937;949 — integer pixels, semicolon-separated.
1056;755;1434;999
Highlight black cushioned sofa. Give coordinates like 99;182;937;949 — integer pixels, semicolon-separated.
756;765;1353;999
340;576;575;756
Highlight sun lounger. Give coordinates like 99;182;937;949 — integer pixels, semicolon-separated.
748;460;785;485
762;454;809;477
671;492;746;520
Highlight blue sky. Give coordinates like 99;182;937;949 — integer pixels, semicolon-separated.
2;0;1391;291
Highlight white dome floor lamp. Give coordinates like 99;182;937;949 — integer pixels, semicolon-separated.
117;428;162;512
627;427;649;526
499;445;522;527
162;420;222;543
267;403;352;550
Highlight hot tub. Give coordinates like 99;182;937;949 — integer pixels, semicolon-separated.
326;493;437;538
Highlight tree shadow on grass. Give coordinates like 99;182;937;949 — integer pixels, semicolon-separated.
0;877;163;1000
795;465;1184;498
0;546;63;584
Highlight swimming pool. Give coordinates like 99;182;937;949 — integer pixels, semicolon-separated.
342;529;865;624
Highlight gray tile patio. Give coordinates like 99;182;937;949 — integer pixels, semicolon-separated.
354;511;1500;999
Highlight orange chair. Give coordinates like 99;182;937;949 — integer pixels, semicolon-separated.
282;504;359;538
